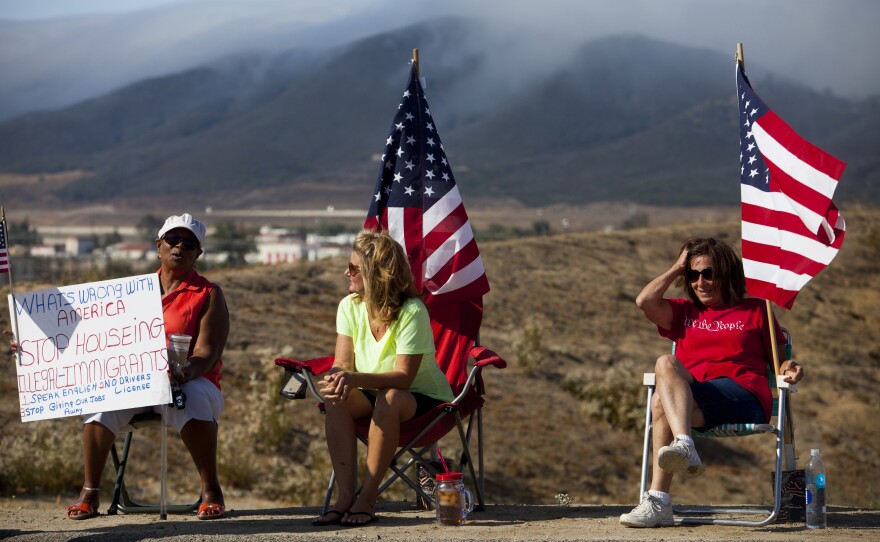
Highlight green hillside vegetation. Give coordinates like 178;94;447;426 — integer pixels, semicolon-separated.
1;207;877;509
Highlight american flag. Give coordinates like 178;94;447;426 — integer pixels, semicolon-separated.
738;61;846;310
0;220;9;274
365;63;489;304
364;62;489;391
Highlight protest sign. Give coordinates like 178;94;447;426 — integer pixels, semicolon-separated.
10;273;171;422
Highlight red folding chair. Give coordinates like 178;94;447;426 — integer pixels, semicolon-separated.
275;298;506;513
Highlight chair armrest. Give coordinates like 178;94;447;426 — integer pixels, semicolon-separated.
275;356;333;402
275;355;334;375
776;374;797;393
449;346;507;404
471;346;507;369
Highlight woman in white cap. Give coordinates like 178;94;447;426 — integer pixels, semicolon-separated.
64;213;230;520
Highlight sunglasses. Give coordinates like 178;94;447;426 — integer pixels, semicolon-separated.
685;267;714;282
162;235;200;251
347;262;361;276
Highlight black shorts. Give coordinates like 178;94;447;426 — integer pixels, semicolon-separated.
361;389;445;418
690;377;766;431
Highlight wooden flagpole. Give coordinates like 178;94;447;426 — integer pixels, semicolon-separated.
2;207;22;366
737;43;783;377
413;48;419;77
738;42;796;469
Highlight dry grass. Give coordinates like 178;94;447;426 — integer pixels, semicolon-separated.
1;206;878;510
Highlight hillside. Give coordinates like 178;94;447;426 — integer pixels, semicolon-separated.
1;207;878;511
0;19;877;211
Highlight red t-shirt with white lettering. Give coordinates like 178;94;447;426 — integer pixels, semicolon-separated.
658;297;783;421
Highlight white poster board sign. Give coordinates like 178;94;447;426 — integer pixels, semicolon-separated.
10;274;171;422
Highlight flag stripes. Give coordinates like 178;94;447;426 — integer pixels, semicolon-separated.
738;61;846;309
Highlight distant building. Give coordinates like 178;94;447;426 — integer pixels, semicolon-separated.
29;245;63;257
305;232;357;247
252;228;356;265
253;226;306;265
39;235;97;256
304;232;355;261
104;242;153;261
306;244;346;261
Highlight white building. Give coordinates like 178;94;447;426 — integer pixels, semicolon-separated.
104;242;153;261
253;228;356;265
254;226;306;265
39;235;97;256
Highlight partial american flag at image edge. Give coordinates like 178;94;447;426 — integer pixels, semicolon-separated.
738;61;846;310
365;64;490;305
0;221;9;274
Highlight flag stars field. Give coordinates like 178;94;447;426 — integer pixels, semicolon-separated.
364;61;489;302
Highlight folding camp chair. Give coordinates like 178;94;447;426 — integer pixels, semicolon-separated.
107;412;201;515
638;327;796;526
275;303;506;514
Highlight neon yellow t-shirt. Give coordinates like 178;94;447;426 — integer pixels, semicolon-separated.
336;294;454;402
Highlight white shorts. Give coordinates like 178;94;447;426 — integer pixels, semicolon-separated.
83;377;224;435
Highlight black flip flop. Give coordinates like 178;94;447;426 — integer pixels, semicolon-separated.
312;509;345;526
342;511;379;527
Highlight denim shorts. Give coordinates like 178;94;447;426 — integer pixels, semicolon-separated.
690;377;765;431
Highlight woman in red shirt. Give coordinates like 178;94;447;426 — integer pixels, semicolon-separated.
620;237;803;528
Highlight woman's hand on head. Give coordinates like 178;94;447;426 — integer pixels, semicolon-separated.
674;247;689;275
780;360;804;384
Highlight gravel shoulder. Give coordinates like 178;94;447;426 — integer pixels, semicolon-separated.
1;500;877;542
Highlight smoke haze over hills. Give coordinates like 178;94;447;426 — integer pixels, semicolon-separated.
1;0;878;121
0;18;877;211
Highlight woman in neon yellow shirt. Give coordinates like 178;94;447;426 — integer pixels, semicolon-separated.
312;230;453;527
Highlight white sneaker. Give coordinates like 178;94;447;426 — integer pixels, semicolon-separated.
658;437;705;479
619;492;673;528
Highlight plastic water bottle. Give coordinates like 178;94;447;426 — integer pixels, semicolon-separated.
806;448;827;529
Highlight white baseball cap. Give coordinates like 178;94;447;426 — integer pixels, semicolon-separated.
156;213;206;249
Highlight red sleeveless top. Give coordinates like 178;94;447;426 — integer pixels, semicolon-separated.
159;268;223;390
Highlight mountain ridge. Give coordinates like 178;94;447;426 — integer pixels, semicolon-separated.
0;18;876;210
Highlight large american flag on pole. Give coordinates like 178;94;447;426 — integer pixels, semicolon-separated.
365;62;489;391
738;61;846;310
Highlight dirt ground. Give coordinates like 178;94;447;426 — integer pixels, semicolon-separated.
1;498;877;542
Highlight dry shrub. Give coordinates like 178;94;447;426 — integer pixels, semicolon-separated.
0;420;82;495
562;361;645;432
513;316;548;376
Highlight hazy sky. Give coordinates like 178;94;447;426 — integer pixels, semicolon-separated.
1;0;878;119
0;0;222;19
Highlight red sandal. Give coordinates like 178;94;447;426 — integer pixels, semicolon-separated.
66;501;99;520
197;502;226;520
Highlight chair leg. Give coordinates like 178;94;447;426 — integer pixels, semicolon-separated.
674;389;789;526
108;427;200;515
639;386;654;497
321;470;336;516
477;406;485;507
107;432;134;515
455;412;485;511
